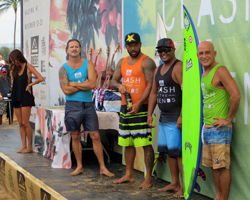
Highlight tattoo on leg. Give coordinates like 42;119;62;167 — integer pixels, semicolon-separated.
145;146;154;172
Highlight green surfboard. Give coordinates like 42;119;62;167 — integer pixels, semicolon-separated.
182;5;203;200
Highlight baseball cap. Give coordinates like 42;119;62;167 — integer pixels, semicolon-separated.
0;67;7;73
156;38;175;49
125;32;141;44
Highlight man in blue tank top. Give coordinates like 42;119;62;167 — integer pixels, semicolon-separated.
59;39;114;177
147;38;184;198
198;41;241;200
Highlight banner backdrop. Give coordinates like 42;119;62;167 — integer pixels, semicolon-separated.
23;0;50;122
124;0;250;199
48;0;123;106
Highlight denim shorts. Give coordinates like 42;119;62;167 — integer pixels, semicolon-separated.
65;101;99;132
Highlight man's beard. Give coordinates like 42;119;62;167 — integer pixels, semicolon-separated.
128;49;141;58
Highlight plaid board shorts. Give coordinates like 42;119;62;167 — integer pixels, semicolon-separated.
202;124;232;169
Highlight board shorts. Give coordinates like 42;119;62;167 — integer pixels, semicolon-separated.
158;121;182;157
0;102;7;115
202;124;232;169
118;104;153;147
65;101;99;132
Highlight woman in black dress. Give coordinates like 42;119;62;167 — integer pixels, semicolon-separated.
9;49;44;153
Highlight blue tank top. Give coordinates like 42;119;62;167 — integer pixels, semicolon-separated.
64;59;92;102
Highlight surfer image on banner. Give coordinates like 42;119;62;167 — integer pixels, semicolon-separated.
198;41;241;200
147;38;183;198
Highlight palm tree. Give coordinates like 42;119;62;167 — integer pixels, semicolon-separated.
0;0;21;49
66;0;102;57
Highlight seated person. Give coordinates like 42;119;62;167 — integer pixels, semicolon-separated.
0;67;11;125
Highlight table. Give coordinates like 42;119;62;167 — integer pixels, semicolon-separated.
34;106;119;169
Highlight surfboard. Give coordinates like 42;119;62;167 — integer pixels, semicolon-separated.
182;5;203;200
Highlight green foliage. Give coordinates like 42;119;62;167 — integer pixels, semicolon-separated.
0;0;21;48
67;0;101;58
0;46;10;60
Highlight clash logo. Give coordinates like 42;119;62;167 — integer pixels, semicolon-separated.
126;70;132;76
159;80;164;87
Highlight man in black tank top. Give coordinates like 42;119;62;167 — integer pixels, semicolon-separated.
147;38;184;198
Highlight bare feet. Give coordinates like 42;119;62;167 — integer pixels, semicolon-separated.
100;168;114;177
21;148;33;153
158;182;180;192
17;148;26;153
139;179;153;189
70;168;84;176
113;175;134;184
173;188;184;199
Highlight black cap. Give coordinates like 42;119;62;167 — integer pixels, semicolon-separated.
125;32;141;44
156;38;175;49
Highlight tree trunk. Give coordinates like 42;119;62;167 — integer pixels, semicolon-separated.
14;8;17;49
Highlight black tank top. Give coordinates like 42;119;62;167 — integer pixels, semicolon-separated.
155;60;182;121
12;64;35;106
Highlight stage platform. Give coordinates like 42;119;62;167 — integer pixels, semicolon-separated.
0;125;212;200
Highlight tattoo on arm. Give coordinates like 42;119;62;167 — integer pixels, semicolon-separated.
142;57;156;84
59;66;69;87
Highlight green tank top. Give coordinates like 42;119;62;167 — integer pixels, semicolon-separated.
201;64;230;124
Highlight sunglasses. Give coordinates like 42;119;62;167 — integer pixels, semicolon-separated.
157;48;173;53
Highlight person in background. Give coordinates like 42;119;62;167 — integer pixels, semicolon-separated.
3;60;13;123
198;41;241;200
0;55;5;67
3;60;11;78
0;66;11;125
9;49;44;153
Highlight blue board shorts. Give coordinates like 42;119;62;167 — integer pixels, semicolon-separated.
158;121;182;157
65;101;99;132
202;124;232;169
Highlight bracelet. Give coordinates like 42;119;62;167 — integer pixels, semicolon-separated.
180;113;182;117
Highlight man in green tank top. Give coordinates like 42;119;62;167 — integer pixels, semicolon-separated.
198;41;241;200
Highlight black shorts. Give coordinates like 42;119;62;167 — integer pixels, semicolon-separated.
65;101;99;132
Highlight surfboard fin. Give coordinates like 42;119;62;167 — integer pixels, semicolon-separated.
198;168;206;181
194;182;201;192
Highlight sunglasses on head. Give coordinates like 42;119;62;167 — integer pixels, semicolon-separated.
157;47;173;53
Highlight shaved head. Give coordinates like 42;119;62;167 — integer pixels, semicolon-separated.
198;41;215;52
197;41;217;68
